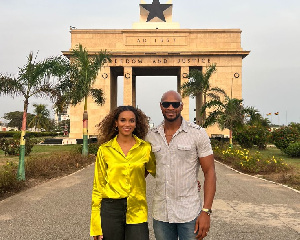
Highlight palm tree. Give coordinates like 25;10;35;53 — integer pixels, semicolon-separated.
181;65;222;125
57;44;110;156
0;52;69;180
28;104;51;131
201;92;245;147
244;106;271;127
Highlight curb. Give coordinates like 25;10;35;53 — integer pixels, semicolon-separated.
215;160;300;194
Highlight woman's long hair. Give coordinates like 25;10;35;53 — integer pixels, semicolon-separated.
98;106;150;145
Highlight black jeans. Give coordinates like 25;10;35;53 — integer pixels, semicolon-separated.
101;198;149;240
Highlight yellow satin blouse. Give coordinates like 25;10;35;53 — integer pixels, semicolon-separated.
90;135;156;236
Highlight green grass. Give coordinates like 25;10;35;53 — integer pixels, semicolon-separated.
0;144;95;200
213;143;300;191
249;146;300;168
31;144;77;154
0;144;79;166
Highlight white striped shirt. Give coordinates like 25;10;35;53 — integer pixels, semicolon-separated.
146;119;213;223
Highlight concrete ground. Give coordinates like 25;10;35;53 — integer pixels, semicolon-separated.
0;161;299;240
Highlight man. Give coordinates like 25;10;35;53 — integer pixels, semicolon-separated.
146;90;216;240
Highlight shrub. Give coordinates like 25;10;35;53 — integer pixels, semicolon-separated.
0;138;19;155
0;161;25;195
76;142;100;155
271;125;300;152
213;146;289;174
0;138;37;156
88;143;100;155
285;142;300;157
210;138;230;149
234;125;270;150
0;131;60;138
233;127;254;149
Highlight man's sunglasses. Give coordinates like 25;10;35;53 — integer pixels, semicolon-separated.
161;102;182;109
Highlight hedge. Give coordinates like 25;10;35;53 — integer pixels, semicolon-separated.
0;131;61;138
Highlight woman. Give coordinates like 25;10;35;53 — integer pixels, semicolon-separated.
90;106;156;240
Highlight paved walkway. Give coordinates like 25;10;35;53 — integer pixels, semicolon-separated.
0;162;299;240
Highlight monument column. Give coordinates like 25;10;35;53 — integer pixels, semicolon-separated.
132;74;136;107
123;67;136;107
110;68;118;110
178;66;189;121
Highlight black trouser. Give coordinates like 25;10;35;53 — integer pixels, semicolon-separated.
101;198;149;240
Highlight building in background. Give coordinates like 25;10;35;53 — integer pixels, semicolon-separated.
63;0;249;139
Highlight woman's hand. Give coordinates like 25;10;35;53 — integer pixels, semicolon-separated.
93;236;103;240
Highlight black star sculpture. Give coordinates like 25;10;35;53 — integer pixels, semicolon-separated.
141;0;172;22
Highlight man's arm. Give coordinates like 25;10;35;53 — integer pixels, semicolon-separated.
194;154;216;239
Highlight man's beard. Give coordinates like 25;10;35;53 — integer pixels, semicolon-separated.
163;112;181;122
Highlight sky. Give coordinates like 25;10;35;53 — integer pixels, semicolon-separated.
0;0;299;126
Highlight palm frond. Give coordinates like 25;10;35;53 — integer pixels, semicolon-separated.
65;44;110;106
0;74;24;96
90;88;105;105
209;87;226;96
201;99;224;113
203;111;221;128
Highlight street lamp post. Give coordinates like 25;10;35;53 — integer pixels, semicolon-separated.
229;72;240;148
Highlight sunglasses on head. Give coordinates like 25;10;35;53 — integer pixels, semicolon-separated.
161;102;182;109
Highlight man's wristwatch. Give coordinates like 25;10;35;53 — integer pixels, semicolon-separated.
202;208;212;216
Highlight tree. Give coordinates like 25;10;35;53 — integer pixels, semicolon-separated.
56;44;110;156
233;106;271;150
4;111;35;130
244;106;270;127
201;92;245;147
0;52;69;180
28;104;51;131
181;65;223;126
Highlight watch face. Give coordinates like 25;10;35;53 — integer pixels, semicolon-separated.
202;208;212;215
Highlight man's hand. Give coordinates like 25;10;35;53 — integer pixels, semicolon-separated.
93;236;103;240
194;212;210;239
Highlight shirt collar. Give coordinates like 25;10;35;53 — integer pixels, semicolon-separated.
103;135;144;150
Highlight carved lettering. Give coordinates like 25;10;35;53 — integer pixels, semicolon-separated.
111;57;209;66
134;37;179;45
177;58;211;65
